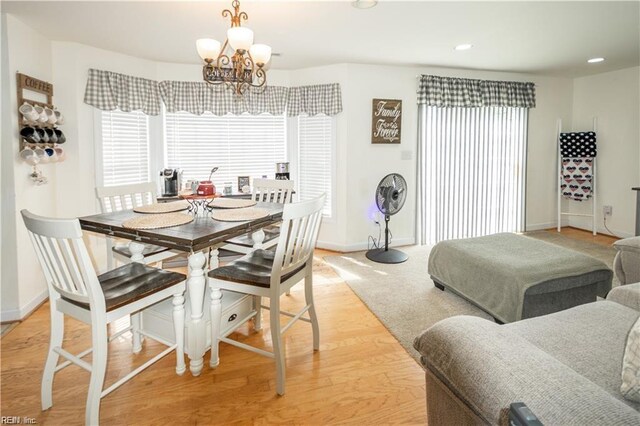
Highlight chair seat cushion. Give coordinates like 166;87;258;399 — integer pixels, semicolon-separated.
63;263;185;312
224;225;280;248
112;243;170;258
209;249;305;288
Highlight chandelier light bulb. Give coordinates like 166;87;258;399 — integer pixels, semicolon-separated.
249;44;272;66
227;27;254;52
196;38;221;61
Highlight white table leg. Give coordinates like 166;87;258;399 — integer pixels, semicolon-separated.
209;283;222;368
209;248;219;270
251;229;265;249
251;231;266;329
186;251;207;376
129;241;145;353
173;292;186;376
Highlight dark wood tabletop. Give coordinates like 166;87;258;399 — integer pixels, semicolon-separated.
79;202;284;253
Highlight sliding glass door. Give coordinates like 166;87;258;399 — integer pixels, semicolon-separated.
417;105;528;244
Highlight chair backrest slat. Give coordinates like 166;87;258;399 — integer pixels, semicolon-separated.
251;179;294;205
272;195;325;286
95;182;157;213
60;239;88;296
21;210;102;307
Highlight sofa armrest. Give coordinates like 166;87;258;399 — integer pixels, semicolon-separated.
607;283;640;311
414;316;640;425
614;237;640;285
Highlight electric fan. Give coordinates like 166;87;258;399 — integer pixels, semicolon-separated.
365;173;409;264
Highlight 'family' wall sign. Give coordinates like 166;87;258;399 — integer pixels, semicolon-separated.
371;99;402;144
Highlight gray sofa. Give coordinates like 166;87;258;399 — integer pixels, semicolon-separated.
414;237;640;425
614;236;640;285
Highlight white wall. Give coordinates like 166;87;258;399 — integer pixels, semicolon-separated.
568;66;640;237
6;13;628;320
1;14;56;320
292;63;574;250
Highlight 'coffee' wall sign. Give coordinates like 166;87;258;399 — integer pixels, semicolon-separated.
371;99;402;144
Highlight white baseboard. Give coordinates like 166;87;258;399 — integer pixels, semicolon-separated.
317;237;415;253
1;289;48;322
525;222;556;231
525;220;573;231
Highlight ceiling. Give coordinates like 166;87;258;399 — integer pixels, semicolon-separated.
2;1;639;77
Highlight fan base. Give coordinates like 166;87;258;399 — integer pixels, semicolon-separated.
365;248;408;264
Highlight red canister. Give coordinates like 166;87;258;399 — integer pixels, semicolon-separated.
196;181;215;196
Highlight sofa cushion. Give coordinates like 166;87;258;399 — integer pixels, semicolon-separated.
506;301;640;410
414;316;640;424
622;317;640;402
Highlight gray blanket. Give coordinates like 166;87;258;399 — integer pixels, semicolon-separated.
428;233;612;323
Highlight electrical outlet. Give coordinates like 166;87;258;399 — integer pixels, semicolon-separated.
603;205;613;216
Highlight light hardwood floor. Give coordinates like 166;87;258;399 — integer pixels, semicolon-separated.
1;228;613;425
1;249;427;425
545;226;619;247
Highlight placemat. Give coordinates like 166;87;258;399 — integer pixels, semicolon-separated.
211;207;270;222
209;198;257;209
133;200;189;214
123;212;194;229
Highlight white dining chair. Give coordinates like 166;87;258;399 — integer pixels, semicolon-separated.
208;194;325;395
223;178;295;254
22;210;186;425
95;182;180;269
222;179;296;311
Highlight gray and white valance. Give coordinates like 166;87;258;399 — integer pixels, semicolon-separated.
84;68;162;115
418;75;536;108
287;83;343;117
84;69;343;117
159;81;289;116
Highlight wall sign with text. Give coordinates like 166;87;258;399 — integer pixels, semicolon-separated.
371;99;402;144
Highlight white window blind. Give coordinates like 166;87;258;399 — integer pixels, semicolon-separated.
164;112;287;189
298;114;333;216
100;110;150;187
419;106;528;244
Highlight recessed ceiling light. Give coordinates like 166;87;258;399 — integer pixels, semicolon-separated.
351;1;378;9
454;44;473;51
587;57;605;63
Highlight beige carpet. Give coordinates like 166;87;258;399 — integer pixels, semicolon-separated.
324;233;617;362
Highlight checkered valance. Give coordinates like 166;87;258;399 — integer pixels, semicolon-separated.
287;83;343;116
418;75;536;108
84;69;162;115
159;81;289;115
84;69;342;117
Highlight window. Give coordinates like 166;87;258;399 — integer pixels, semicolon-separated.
164;112;287;188
99;110;150;186
298;114;333;216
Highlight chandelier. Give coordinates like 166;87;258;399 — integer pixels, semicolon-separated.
196;0;272;95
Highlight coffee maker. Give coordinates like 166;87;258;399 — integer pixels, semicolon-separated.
275;162;290;180
159;168;182;196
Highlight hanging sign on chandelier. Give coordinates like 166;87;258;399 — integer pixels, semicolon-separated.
371;99;402;144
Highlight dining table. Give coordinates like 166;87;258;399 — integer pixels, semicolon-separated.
79;202;285;376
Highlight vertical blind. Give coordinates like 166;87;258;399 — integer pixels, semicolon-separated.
419;106;528;244
164;112;287;188
100;110;150;186
298;114;333;216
